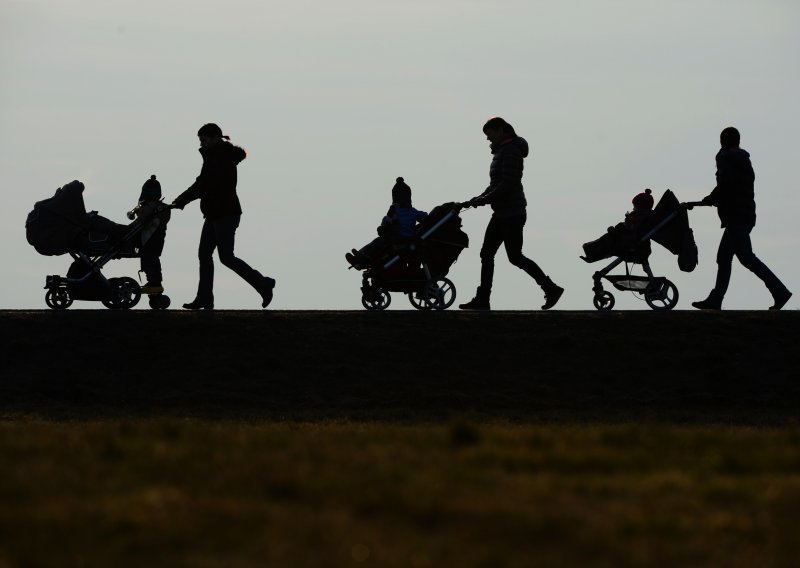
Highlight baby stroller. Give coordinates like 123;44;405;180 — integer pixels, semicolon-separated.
580;189;698;311
352;202;469;310
25;180;172;310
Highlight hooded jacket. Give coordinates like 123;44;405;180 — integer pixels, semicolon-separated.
174;141;247;219
472;136;529;217
702;147;756;228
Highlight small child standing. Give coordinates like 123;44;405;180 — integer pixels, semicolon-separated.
623;188;654;234
128;175;170;294
346;177;428;268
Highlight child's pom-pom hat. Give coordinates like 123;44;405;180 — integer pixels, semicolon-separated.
140;174;162;201
392;176;412;206
632;188;654;210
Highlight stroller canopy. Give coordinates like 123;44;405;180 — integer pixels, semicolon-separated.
643;190;698;272
26;180;90;256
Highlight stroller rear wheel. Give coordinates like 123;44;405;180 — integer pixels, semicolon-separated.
423;278;456;310
593;290;615;311
644;278;679;311
408;292;433;310
45;288;73;310
361;288;391;311
102;277;142;310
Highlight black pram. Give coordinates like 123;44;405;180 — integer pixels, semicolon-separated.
580;189;698;310
351;202;469;310
26;180;172;310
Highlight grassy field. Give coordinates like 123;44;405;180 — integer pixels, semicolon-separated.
2;420;800;567
2;310;799;566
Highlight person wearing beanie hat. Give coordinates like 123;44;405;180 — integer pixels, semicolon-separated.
128;174;170;295
691;126;792;310
345;176;428;268
624;188;654;232
172;123;276;310
459;116;564;310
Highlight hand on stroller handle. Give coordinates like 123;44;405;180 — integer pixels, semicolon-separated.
682;201;706;211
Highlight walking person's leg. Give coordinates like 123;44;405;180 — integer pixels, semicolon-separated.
502;214;564;310
183;218;217;309
459;216;503;310
214;214;276;307
731;226;792;309
693;227;735;309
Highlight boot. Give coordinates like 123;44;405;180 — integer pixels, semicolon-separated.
691;293;722;310
459;287;490;310
260;276;276;308
541;277;564;310
140;281;164;295
182;298;214;310
769;289;792;311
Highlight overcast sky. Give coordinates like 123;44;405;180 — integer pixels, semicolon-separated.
1;0;797;310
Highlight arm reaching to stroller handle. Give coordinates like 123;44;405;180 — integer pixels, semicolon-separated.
682;201;707;210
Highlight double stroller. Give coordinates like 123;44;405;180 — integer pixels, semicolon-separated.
25;180;172;310
352;202;469;310
581;189;698;310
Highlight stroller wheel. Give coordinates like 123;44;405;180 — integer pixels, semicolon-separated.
45;288;73;310
593;291;615;311
103;277;142;310
148;294;171;310
361;288;391;311
423;278;456;310
645;278;679;311
408;292;433;310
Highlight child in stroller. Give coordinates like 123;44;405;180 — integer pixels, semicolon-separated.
26;178;173;310
346;177;428;269
581;188;697;310
345;178;469;310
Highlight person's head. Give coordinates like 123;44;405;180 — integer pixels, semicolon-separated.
632;188;653;211
482;116;516;144
139;174;162;202
720;126;740;149
392;177;412;207
197;123;229;148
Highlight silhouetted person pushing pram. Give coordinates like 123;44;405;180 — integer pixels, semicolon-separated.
690;127;791;310
172;123;276;310
459;116;564;310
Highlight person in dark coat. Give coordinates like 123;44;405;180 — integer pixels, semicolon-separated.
459;116;564;310
172;123;275;310
691;126;791;310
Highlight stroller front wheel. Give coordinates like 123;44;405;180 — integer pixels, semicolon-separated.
45;288;73;310
593;291;615;311
361;288;391;311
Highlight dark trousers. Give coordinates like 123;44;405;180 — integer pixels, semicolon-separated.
711;224;788;301
480;213;547;292
196;214;266;304
140;227;166;283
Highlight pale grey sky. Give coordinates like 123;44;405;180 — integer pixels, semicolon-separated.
2;0;798;310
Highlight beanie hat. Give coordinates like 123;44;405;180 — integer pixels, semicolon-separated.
632;188;653;210
139;175;162;202
392;177;411;207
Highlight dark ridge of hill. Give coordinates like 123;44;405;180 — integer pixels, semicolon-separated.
1;310;798;424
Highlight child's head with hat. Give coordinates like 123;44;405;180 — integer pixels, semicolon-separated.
632;188;653;211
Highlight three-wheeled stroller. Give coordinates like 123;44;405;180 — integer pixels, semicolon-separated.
25;180;172;310
580;189;697;310
351;202;469;310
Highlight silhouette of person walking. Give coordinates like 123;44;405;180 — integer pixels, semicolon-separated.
459;117;564;310
692;126;791;310
172;123;275;310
